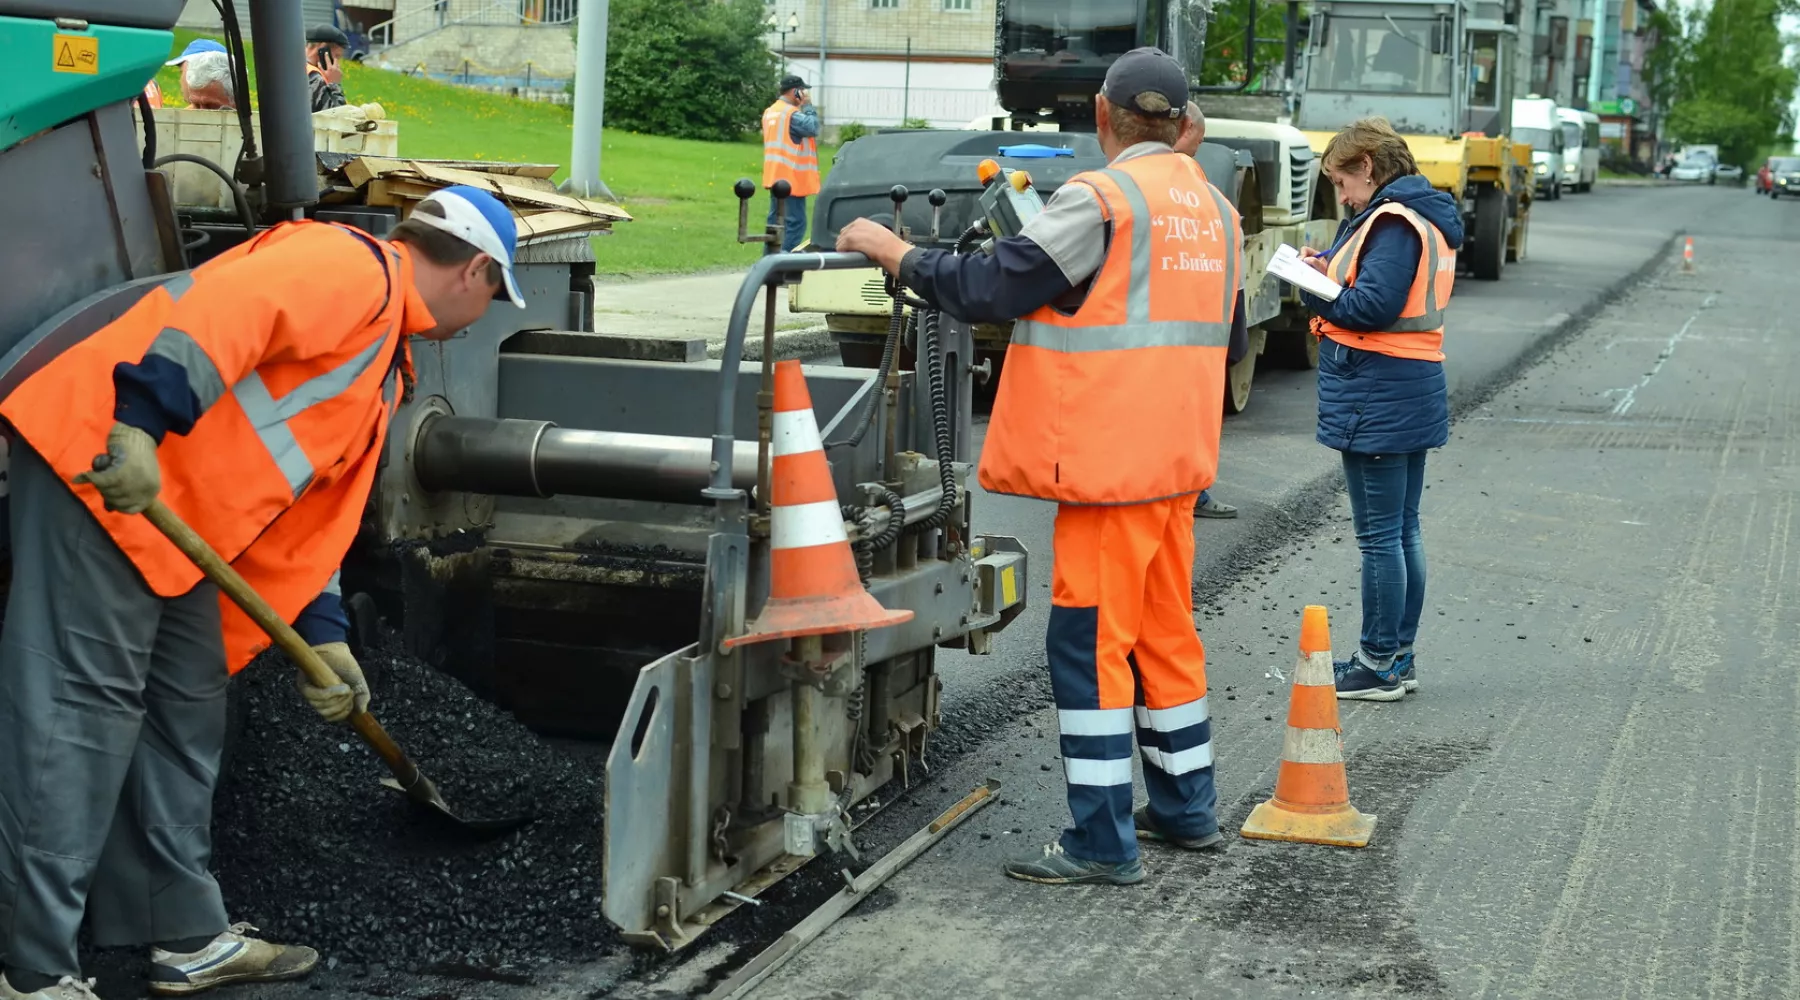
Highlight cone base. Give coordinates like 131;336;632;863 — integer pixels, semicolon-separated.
1239;799;1377;848
722;591;915;649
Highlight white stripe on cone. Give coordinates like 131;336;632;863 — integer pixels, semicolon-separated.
773;408;824;457
771;498;847;549
1281;727;1345;765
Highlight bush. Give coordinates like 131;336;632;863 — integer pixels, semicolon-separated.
837;121;870;143
603;0;778;142
900;117;932;130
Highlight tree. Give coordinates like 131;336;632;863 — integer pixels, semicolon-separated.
603;0;778;142
1659;0;1799;165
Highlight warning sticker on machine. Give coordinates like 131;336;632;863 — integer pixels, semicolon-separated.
53;34;99;75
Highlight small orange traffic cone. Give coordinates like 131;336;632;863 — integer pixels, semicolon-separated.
1682;236;1695;273
723;360;912;649
1239;605;1377;848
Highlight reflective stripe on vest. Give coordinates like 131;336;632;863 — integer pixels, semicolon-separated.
1328;204;1449;332
1317;202;1455;362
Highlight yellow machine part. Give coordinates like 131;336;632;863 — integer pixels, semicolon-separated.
1301;129;1529;200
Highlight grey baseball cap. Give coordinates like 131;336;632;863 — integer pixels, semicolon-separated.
1102;46;1189;119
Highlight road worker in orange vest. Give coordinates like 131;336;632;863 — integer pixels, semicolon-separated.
0;186;526;1000
839;47;1247;886
1174;99;1242;521
761;74;821;251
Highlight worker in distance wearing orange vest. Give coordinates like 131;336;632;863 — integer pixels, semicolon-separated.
1296;117;1461;702
761;74;821;251
0;186;525;1000
840;47;1246;886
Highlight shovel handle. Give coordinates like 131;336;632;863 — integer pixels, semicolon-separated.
135;497;423;787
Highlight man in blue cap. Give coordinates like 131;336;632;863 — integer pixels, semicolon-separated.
0;188;524;1000
161;39;235;110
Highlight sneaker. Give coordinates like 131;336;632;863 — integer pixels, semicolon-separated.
1195;497;1239;519
1334;655;1406;702
1134;806;1225;851
1003;842;1144;886
1395;651;1418;692
148;923;318;996
0;975;101;1000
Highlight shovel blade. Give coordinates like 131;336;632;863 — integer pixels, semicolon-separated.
379;777;537;839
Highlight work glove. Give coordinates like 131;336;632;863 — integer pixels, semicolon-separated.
295;641;371;723
71;422;161;514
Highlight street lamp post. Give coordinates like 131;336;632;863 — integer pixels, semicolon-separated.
768;11;799;77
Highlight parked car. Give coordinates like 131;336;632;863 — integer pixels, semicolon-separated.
1713;163;1744;183
1771;157;1800;199
1670;155;1718;183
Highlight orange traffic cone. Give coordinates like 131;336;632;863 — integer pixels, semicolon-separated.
1682;236;1696;273
1239;605;1377;848
723;360;912;649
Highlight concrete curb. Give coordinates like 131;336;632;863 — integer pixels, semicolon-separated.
711;324;837;363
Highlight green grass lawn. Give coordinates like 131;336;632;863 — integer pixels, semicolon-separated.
156;29;837;276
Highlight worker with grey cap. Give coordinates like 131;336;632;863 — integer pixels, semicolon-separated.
305;24;350;112
760;74;821;251
840;46;1247;887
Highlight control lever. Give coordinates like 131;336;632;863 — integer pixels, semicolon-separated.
927;188;947;245
887;184;910;237
734;177;790;254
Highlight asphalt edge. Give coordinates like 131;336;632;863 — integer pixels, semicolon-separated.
710;325;837;363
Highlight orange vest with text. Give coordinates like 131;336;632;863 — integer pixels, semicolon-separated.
761;100;821;197
1314;202;1455;362
0;222;420;673
979;151;1243;505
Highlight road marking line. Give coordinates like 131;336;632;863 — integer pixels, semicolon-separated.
1606;293;1717;416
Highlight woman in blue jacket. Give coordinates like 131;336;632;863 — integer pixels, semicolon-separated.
1299;117;1464;702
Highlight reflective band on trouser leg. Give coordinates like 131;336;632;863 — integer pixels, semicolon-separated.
232;330;393;498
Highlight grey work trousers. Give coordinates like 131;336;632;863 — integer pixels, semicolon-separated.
0;442;229;978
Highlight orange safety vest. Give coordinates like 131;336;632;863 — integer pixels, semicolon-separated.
1314;202;1456;362
0;222;426;673
979;151;1243;505
761;99;821;198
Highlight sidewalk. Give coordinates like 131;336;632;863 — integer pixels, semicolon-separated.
593;270;836;361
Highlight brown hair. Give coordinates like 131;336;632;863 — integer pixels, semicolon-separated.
1320;117;1420;187
1106;102;1184;149
391;200;504;286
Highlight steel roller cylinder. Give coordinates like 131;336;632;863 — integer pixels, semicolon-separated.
413;416;760;505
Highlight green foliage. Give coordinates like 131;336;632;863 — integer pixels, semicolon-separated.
603;0;779;142
1657;0;1799;166
900;117;932;129
1199;0;1290;89
837;121;870;143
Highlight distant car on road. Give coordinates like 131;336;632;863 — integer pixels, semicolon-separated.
1770;157;1800;199
1713;163;1744;183
1670;156;1716;183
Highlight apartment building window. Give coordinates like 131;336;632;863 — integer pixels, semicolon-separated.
870;0;899;8
944;0;974;9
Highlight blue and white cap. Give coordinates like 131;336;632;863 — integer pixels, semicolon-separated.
167;38;227;66
411;185;526;308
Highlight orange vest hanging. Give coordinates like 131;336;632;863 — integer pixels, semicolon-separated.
761;100;821;197
1314;203;1455;363
1;222;416;672
979;150;1243;506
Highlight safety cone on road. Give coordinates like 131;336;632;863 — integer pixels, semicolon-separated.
723;360;913;649
1239;605;1377;848
1682;236;1696;273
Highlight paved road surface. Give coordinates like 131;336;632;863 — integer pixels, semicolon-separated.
705;186;1800;997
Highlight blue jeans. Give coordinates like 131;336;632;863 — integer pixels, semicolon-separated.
1340;450;1428;666
766;193;808;252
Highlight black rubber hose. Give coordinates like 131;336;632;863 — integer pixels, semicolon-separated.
154;154;256;238
916;309;957;530
135;92;156;169
954;221;987;256
213;0;260;166
828;297;907;449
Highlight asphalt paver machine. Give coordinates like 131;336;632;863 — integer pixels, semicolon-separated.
0;0;1027;951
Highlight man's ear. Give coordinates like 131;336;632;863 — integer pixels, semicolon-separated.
466;253;495;288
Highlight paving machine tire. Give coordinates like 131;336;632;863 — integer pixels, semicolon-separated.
1469;184;1507;280
1265;328;1320;370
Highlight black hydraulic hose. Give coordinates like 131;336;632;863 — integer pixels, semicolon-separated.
135;92;156;169
212;0;260;168
828;301;907;449
154;154;256;237
953;221;987;256
916;308;957;531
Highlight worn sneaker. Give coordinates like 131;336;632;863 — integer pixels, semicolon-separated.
148;923;318;995
1334;656;1406;702
1195;497;1239;519
1003;842;1144;885
1133;806;1225;851
1395;650;1418;692
0;975;101;1000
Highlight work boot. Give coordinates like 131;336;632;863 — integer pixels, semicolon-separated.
1395;650;1419;692
1133;806;1225;851
1003;842;1143;886
0;975;101;1000
1195;496;1239;519
1334;652;1405;702
148;923;318;995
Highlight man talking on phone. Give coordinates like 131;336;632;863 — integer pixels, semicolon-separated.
305;24;350;112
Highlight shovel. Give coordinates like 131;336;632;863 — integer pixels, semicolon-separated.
109;476;534;837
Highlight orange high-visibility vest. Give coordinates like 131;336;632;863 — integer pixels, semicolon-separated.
761;100;821;197
1314;202;1456;362
1;222;425;673
979;151;1243;505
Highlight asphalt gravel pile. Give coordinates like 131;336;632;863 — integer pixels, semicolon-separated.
211;633;618;972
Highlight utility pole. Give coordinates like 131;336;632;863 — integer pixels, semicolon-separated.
566;0;615;200
1585;0;1604;107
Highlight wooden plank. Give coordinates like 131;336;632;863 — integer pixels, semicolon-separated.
404;161;632;222
515;210;617;239
344;156;559;188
